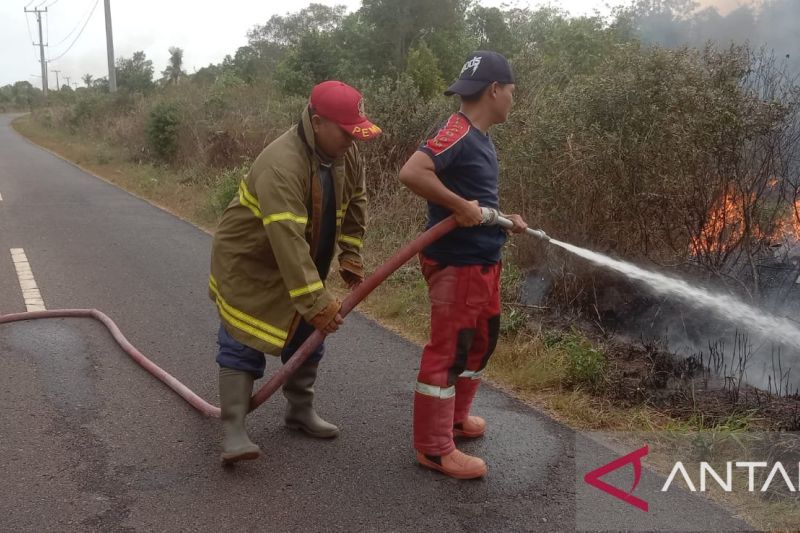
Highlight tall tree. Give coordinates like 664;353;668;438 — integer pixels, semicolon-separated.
82;73;93;88
161;47;186;85
8;81;41;108
275;31;341;95
116;51;154;93
221;45;272;84
248;4;347;47
358;0;471;78
246;3;347;88
92;77;110;91
467;6;516;57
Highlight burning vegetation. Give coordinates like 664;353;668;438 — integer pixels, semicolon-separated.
690;183;800;259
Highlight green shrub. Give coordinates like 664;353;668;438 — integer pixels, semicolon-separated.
208;163;249;218
562;332;607;388
500;262;526;335
146;102;180;162
501;307;527;336
38;109;53;127
406;41;445;99
500;261;524;302
541;329;607;388
68;96;97;131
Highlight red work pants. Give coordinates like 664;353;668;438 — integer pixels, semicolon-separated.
413;255;502;456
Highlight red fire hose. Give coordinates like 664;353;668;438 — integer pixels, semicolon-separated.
249;216;458;411
0;216;458;418
0;307;221;416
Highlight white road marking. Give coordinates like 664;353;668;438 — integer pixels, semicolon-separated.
0;191;3;201
10;248;46;311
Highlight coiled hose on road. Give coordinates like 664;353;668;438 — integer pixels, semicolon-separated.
0;216;460;419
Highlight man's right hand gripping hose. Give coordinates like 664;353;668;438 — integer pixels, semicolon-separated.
309;299;343;334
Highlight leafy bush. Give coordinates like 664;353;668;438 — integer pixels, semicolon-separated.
146;102;180;161
562;332;607;388
542;330;607;388
500;262;526;335
68;95;99;131
208;163;249;217
406;41;445;99
501;307;527;336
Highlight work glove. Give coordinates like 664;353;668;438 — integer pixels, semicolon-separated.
309;299;343;334
339;259;365;289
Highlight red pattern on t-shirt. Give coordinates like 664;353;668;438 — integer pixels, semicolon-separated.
424;114;471;156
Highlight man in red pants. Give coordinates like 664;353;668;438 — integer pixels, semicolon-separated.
399;50;527;479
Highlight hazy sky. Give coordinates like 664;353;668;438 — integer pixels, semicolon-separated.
1;0;743;88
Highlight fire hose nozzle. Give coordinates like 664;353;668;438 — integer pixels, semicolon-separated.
480;207;551;242
480;207;501;225
527;228;551;242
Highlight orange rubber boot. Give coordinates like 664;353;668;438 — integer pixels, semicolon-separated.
416;449;487;479
453;415;486;438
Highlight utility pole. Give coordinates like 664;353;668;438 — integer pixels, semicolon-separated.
64;75;71;88
104;0;117;92
51;69;61;91
24;6;48;96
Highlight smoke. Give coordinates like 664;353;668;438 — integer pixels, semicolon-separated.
633;0;800;77
620;0;800;393
695;0;761;16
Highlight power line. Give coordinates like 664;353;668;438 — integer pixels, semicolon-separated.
24;12;39;61
48;0;100;63
23;13;34;43
49;0;96;49
24;1;36;8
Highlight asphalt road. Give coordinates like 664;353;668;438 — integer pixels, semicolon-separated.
0;114;756;532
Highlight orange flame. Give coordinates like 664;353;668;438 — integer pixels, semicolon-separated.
690;189;750;255
690;186;800;256
778;199;800;242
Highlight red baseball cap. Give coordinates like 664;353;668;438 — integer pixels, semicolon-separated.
309;81;382;141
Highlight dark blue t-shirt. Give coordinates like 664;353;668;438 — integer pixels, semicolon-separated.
418;112;506;265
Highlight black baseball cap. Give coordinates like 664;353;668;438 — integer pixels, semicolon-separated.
444;50;515;97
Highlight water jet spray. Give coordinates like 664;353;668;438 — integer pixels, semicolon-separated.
480;207;800;351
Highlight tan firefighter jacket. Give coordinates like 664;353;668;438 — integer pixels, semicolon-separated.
209;107;367;355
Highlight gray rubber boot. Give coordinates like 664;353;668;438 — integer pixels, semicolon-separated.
283;363;340;438
219;367;261;464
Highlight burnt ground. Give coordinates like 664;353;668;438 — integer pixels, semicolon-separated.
555;312;800;431
521;254;800;432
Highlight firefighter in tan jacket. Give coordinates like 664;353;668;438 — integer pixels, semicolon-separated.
210;81;381;464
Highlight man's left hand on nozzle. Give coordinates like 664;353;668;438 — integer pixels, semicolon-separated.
506;214;528;234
